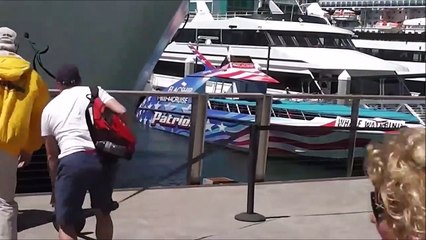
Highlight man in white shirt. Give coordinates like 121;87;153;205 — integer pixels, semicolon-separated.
41;64;127;240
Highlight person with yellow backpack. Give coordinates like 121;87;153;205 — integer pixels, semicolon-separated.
0;26;50;239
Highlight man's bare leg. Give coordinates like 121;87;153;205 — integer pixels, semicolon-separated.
95;210;113;240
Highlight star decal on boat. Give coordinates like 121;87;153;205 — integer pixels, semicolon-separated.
164;102;175;111
205;119;214;131
218;122;227;132
154;102;161;109
182;105;192;114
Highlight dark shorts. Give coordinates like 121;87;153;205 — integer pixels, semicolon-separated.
55;151;117;226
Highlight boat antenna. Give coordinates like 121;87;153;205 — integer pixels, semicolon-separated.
24;32;56;79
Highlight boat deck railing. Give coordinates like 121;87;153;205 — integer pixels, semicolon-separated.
188;10;270;21
319;0;426;9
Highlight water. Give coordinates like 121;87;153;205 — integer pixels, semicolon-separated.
114;125;348;189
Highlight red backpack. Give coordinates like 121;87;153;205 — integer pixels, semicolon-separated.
85;86;136;160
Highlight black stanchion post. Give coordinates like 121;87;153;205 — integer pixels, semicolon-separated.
346;98;360;177
234;124;266;222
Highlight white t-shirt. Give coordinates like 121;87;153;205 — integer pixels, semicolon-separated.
41;86;114;159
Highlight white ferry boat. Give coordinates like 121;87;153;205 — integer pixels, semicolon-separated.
318;0;425;95
153;0;416;100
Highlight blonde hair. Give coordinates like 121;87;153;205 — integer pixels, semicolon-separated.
366;128;425;240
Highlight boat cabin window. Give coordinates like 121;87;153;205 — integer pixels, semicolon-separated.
197;29;221;44
358;48;426;62
267;31;356;49
173;28;356;50
350;77;411;96
222;30;269;46
172;29;196;42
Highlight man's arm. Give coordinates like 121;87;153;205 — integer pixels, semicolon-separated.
105;98;129;124
44;136;59;191
98;87;129;125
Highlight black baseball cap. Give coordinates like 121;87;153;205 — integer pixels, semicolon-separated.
56;64;81;86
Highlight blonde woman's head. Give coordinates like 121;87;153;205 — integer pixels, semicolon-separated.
366;128;425;240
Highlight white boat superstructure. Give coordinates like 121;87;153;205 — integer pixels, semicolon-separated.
154;0;415;99
402;17;426;34
318;0;425;95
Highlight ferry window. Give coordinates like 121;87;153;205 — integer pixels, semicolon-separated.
323;37;337;47
276;35;285;46
254;32;270;46
268;31;295;46
294;35;309;47
341;38;355;49
266;31;355;49
222;30;268;46
283;35;296;46
306;37;321;47
228;104;239;113
377;50;425;62
197;29;221;44
384;78;406;95
372;49;380;56
222;30;241;45
413;53;421;61
334;38;344;47
268;33;280;46
173;29;196;42
154;61;183;77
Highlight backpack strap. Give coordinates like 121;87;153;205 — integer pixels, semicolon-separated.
88;86;99;102
85;86;100;145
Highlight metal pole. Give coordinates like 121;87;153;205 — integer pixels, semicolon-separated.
266;45;271;75
247;125;258;214
234;124;266;222
346;99;360;177
186;94;207;184
235;95;270;222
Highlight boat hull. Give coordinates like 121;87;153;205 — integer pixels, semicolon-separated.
137;109;390;160
0;0;187;90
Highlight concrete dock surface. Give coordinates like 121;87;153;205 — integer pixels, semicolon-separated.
17;177;380;239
